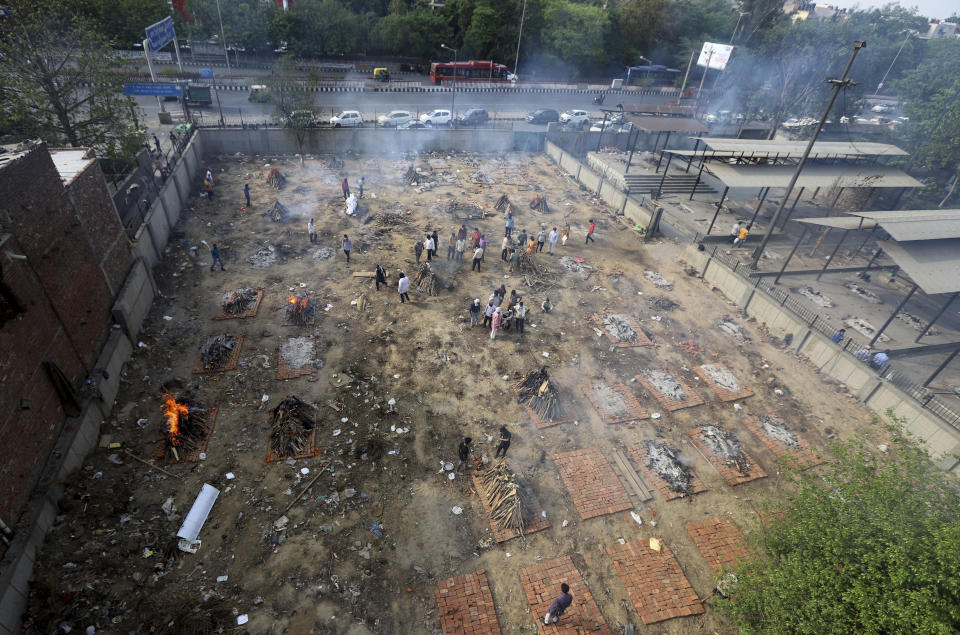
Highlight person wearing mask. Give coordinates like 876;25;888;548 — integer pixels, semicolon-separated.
547;227;559;254
469;298;482;327
537;228;546;252
472;244;484;271
483;300;495;328
455;236;466;263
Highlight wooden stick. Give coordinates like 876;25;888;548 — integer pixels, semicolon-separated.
121;449;183;478
284;469;325;513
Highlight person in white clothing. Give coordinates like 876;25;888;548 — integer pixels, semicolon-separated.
547;227;559;254
455;237;466;263
501;236;510;261
308;218;317;243
472;246;484;271
424;235;435;261
397;272;410;303
729;221;741;244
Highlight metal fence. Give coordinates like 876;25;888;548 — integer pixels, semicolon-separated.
708;246;960;430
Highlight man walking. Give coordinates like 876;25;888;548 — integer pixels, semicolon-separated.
243;183;250;207
455;236;465;263
341;177;350;200
537;228;546;252
210;243;225;271
585;219;596;244
341;234;353;264
153;135;162;154
357;176;365;199
547;227;558;254
544;583;573;625
472;244;484;271
504;213;515;238
515;301;527;334
308;218;317;243
483;300;495;328
424;234;435;261
397;271;411;303
375;264;387;291
469;298;481;327
494;426;512;458
457;437;472;471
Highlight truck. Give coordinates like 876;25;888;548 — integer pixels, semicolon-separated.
182;85;212;107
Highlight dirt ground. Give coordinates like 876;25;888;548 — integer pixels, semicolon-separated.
25;150;887;634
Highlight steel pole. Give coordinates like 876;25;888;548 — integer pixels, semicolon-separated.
215;0;230;69
774;225;809;285
514;0;527;77
915;292;959;343
870;282;917;347
923;347;960;388
751;41;866;268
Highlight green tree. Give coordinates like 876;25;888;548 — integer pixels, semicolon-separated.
0;4;144;162
723;427;960;633
269;56;317;156
539;0;614;75
616;0;670;66
371;9;451;57
71;0;169;47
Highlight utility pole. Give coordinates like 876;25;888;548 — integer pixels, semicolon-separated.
215;0;230;70
678;50;695;101
441;44;457;117
514;0;527;77
750;40;866;269
696;48;714;108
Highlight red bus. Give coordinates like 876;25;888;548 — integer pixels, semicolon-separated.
430;60;510;84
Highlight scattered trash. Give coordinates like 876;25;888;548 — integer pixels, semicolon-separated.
562;520;569;528
237;615;249;626
274;515;290;531
177;483;220;543
451;506;463;515
369;521;384;537
225;472;235;480
630;511;643;526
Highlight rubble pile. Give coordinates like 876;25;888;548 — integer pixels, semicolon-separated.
796;286;834;308
648;295;679;312
248;245;277;269
644;270;673;289
643;440;693;494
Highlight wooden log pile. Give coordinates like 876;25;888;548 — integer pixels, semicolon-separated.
200;334;238;369
374;210;410;226
286;295;315;326
270;395;317;458
222;288;258;315
478;461;525;533
267;167;286;190
162;393;209;462
414;262;440;296
494;194;511;213
529;194;549;213
403;165;421;185
515;366;564;421
265;200;290;222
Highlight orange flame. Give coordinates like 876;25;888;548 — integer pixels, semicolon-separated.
163;393;189;446
287;296;308;314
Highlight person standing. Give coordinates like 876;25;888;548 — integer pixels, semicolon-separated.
455;236;466;263
509;249;519;272
341;234;353;264
544;583;573;625
561;223;570;246
204;176;215;199
483;300;495;327
205;168;214;186
547;227;558;254
243;183;251;207
585;219;596;244
501;236;510;261
457;437;472;471
397;272;411;303
210;243;225;271
375;264;387;291
537;228;546;252
431;230;440;256
357;176;365;199
471;227;481;248
153;135;162;154
414;239;424;263
447;231;457;259
308;218;317;243
504;213;515;238
729;221;741;245
341;177;350;200
515;301;527;334
518;229;527;249
472;244;484;271
457;225;467;242
424;234;435;261
469;298;482;327
495;426;512;458
490;307;502;340
478;234;489;260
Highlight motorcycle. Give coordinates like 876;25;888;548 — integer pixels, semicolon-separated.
592;93;605;105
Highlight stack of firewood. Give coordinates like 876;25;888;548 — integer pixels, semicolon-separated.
494;194;510;213
414;262;440;296
267;167;286;190
529;194;549;213
270;395;316;458
478;461;525;533
222;288;257;315
515;367;564;421
266;200;290;222
200;334;238;369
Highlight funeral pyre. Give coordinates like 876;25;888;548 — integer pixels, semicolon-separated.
286;295;316;326
270;395;317;458
529;194;549;213
515;367;564;421
698;425;751;474
267;167;286;189
266;200;291;222
161;393;211;462
602;314;637;343
414;262;440;296
200;334;239;370
221;288;258;315
478;462;525;534
494;194;512;214
643;441;693;495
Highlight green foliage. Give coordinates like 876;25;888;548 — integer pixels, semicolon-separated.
539;0;614;73
371;9;451;57
0;4;144;163
722;427;960;633
71;0;169;47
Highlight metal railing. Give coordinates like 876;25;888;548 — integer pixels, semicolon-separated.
707;246;960;430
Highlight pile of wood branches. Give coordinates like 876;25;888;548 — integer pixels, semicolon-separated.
494;194;510;213
403;165;423;185
478;462;525;533
529;194;549;213
414;262;440;296
374;211;410;226
265;200;290;222
221;288;257;315
200;334;238;369
515;366;564;421
267;167;286;190
270;395;316;458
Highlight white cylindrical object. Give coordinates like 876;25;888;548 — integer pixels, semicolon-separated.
177;483;220;541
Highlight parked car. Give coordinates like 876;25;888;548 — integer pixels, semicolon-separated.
526;108;560;124
420;109;452;126
330;110;363;127
398;121;429;129
456;108;489;126
378;110;413;127
871;103;893;113
559;109;589;127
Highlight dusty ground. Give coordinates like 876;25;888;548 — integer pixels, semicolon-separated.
25;150;887;634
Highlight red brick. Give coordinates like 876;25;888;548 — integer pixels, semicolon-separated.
435;570;501;635
740;413;823;469
518;556;611;633
685;517;754;575
606;540;704;625
634;370;704;412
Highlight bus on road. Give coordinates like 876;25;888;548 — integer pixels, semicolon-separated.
430;60;511;84
624;64;681;87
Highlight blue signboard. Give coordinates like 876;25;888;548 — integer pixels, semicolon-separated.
123;83;182;97
199;68;214;78
145;16;175;52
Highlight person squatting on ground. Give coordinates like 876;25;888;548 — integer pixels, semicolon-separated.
397;272;411;303
544;583;573;625
341;235;353;264
495;426;511;458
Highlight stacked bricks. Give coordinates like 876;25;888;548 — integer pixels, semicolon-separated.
584;382;649;424
685;517;754;575
693;363;754;402
741;414;823;469
552;448;633;520
634;370;704;412
435;570;501;635
687;427;768;486
471;471;551;542
628;442;707;501
606;539;704;625
518;556;611;634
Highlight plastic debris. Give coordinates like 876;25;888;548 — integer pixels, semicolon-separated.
451;506;463;515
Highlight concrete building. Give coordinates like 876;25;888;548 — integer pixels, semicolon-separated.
922;21;960;39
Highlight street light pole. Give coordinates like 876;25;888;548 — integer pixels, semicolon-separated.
514;0;527;77
750;40;866;269
731;11;749;44
215;0;230;70
441;44;457;118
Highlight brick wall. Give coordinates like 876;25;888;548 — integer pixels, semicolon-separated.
0;144;132;525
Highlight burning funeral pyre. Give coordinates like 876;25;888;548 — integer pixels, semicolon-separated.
270;395;317;458
161;393;211;462
414;262;440;296
286;295;316;326
494;194;511;214
602;314;638;343
529;194;549;213
699;425;751;474
515;367;564;421
266;200;291;222
221;288;258;315
200;334;239;370
643;441;693;495
267;167;286;190
478;462;525;534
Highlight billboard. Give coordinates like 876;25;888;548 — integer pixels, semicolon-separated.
123;83;182;97
146;16;176;52
697;42;734;71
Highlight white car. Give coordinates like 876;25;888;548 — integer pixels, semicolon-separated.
420;109;452;126
330;110;363;128
871;103;893;113
559;109;589;127
378;110;413;127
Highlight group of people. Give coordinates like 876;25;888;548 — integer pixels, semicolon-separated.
341;176;365;200
730;221;751;247
469;285;531;339
832;328;890;369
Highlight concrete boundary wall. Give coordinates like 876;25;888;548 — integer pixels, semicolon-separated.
686;244;960;471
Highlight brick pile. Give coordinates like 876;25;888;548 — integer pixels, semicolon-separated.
686;517;753;575
435;570;501;634
606;539;704;625
518;556;611;633
552;448;633;520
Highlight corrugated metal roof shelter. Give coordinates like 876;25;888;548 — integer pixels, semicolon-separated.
614;104;695;117
848;209;960;241
793;216;878;230
693;138;908;158
877;239;960;295
624;114;710;133
705;163;923;189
